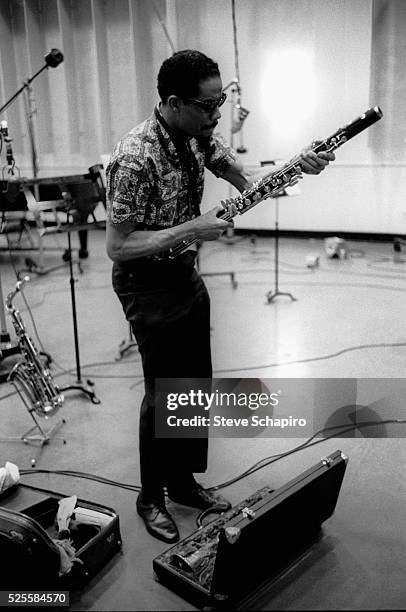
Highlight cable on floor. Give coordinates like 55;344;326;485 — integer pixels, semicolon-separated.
214;340;406;374
18;419;406;497
19;469;141;492
206;418;406;491
1;339;405;402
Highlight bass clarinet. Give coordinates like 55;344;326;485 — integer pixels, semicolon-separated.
160;106;383;260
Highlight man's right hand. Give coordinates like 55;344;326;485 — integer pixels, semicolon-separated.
192;206;233;241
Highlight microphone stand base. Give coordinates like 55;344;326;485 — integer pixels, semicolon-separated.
266;290;297;304
60;380;101;405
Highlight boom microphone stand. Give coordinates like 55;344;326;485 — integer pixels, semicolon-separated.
0;50;64;378
0;49;64;117
0;116;23;377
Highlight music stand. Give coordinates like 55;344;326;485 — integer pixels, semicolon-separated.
41;218;103;404
265;190;297;304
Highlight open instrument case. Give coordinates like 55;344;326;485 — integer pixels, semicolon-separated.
153;450;348;609
0;482;122;590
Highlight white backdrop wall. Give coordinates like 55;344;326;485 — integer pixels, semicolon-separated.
0;0;404;234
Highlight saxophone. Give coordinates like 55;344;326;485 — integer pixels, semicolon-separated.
6;276;64;417
158;106;383;260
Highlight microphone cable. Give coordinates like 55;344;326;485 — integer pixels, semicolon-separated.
206;418;406;492
151;1;176;54
18;419;406;499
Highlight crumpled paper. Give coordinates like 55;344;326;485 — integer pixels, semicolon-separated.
53;495;83;576
0;462;20;493
53;538;83;576
56;495;77;538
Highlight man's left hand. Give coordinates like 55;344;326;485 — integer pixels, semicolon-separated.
300;144;335;175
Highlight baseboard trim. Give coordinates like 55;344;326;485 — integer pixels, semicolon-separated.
232;229;401;243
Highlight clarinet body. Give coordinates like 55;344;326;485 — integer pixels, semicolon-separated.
158;106;383;260
6;276;64;417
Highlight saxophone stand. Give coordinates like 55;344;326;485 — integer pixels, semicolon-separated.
0;276;66;467
59;224;100;404
4;382;67;468
265;192;297;304
0;383;67;468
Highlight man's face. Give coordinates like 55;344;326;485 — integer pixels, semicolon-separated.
176;75;224;137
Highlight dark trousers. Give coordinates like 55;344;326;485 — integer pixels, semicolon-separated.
112;253;212;499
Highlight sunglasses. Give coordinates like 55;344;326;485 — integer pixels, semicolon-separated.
184;92;227;114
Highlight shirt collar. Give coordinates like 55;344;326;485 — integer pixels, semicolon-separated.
155;105;193;148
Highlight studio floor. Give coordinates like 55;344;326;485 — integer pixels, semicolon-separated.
0;229;405;610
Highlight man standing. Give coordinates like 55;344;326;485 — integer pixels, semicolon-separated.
106;49;334;543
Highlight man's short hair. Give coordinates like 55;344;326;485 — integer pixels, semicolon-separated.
157;49;220;103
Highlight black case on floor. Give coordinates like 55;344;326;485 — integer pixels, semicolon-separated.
153;450;348;609
0;483;122;590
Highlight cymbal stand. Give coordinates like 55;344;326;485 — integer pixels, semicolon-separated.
59;224;100;404
266;194;297;304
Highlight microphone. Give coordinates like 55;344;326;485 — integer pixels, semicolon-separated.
232;105;250;134
230;79;249;153
233;105;249;153
0;120;16;174
45;48;64;68
0;120;8;138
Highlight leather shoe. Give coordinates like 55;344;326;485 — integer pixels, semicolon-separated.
136;493;179;543
168;485;231;512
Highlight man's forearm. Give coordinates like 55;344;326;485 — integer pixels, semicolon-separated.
106;219;198;262
222;160;278;193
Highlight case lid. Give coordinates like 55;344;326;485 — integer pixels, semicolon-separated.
210;450;348;600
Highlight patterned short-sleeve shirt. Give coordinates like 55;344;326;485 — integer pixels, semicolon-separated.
106;108;236;229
